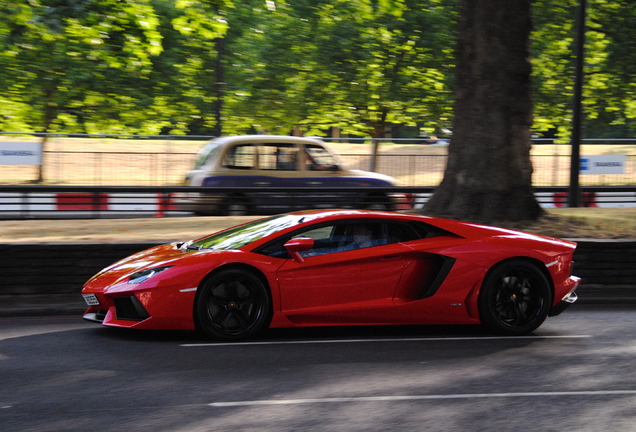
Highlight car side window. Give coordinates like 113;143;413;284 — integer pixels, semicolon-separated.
256;220;396;259
223;144;256;169
385;222;422;243
256;223;338;259
305;144;339;171
259;144;299;171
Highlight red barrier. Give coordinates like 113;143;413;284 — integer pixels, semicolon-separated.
155;193;176;217
553;192;597;208
56;193;109;210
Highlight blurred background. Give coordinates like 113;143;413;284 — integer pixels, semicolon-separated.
1;1;634;189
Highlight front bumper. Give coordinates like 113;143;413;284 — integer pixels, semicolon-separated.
83;295;149;323
81;285;198;331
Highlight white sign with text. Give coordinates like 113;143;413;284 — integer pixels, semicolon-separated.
0;142;43;165
580;155;627;175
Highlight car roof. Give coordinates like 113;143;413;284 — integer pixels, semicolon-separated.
263;210;453;235
210;135;327;146
274;209;556;242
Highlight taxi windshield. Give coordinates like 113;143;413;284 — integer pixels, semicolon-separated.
194;142;221;169
184;214;304;251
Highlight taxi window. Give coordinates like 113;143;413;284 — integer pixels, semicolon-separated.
259;144;299;171
305;144;338;171
223;144;256;169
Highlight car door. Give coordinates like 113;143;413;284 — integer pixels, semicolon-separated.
274;220;412;324
301;143;353;208
251;143;308;212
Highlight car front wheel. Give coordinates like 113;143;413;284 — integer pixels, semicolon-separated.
478;260;552;335
195;269;272;340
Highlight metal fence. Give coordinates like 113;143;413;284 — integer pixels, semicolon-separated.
2;185;634;220
1;133;634;187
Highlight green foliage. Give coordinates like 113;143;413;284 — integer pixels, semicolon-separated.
0;0;167;133
532;0;636;139
0;0;634;138
222;0;457;137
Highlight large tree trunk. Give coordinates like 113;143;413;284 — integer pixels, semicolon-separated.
424;0;543;223
369;109;388;172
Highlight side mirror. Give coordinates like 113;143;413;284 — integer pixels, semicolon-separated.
284;237;314;263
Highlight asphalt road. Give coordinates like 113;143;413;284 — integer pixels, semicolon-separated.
2;306;636;432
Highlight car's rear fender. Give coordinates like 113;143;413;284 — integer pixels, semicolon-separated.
479;256;556;304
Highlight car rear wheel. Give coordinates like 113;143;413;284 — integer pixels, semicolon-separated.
478;260;552;335
195;269;272;340
363;193;391;211
223;194;250;216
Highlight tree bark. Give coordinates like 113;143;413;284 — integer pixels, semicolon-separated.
424;0;543;223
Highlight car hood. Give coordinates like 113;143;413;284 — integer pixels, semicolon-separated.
84;243;244;291
83;244;184;287
341;169;397;185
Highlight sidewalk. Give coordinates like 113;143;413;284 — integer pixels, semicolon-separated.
0;294;85;317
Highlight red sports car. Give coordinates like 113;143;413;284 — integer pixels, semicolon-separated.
81;210;580;340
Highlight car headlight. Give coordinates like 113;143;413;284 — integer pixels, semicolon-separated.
128;266;174;284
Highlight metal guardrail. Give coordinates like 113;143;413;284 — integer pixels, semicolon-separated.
1;185;634;220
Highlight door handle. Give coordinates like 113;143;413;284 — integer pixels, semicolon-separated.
255;182;270;186
306;181;322;186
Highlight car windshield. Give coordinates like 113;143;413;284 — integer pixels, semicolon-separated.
194;142;221;169
305;144;337;165
184;214;305;251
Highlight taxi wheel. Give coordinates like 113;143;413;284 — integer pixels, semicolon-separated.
364;193;391;211
224;195;250;216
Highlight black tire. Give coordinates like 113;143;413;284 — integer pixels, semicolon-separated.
195;269;272;341
364;194;391;211
223;195;250;216
478;260;552;335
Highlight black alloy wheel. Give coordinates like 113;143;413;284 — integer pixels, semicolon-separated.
195;269;272;340
478;260;552;335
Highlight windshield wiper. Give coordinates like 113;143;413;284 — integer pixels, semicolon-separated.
178;241;201;251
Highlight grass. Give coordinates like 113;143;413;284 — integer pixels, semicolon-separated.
0;207;633;243
494;207;636;239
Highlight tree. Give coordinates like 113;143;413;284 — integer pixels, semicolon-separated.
532;0;636;139
0;0;164;181
302;0;457;139
424;0;543;222
0;0;165;133
222;0;457;138
150;0;231;135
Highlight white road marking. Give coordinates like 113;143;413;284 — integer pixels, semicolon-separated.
182;334;592;348
0;324;90;342
209;390;636;407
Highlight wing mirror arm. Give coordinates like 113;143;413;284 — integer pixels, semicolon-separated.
283;238;315;263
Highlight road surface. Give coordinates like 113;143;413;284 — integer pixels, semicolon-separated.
1;306;635;431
